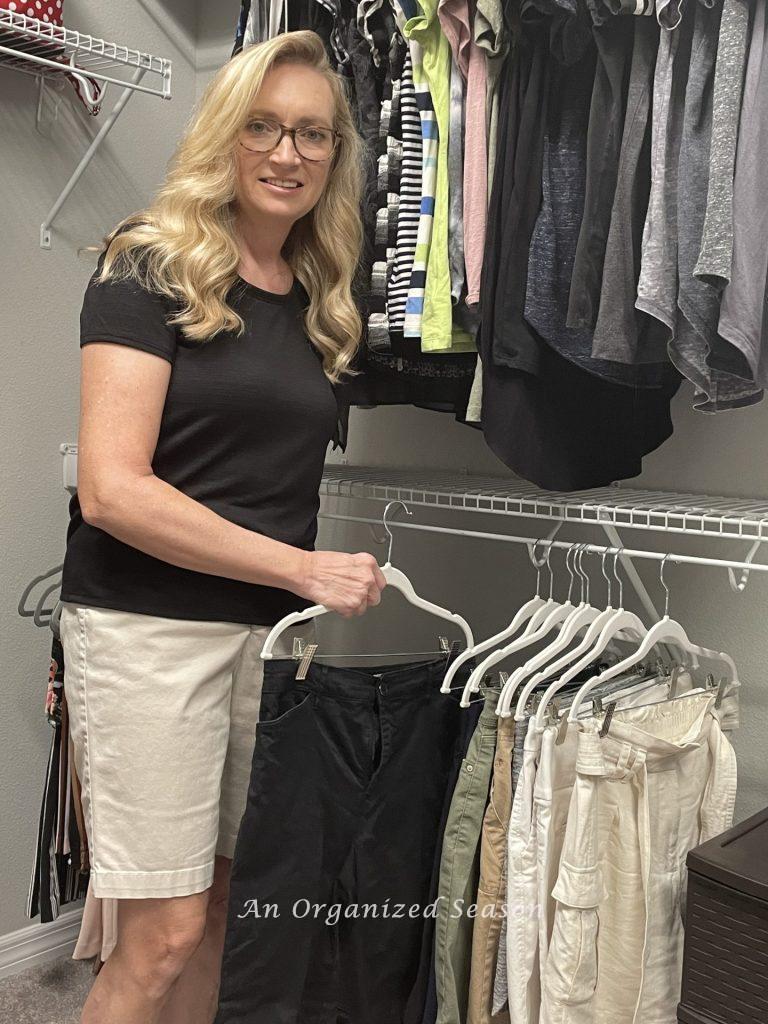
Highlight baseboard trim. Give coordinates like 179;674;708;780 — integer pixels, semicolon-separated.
0;907;85;981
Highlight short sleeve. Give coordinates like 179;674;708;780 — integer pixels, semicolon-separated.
330;382;349;453
79;250;178;364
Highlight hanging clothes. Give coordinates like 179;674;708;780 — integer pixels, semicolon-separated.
26;635;90;926
480;1;552;376
432;687;500;1024
667;0;761;412
213;655;475;1024
589;14;662;366
693;0;751;297
403;0;475;351
540;690;738;1024
368;27;407;352
477;318;680;490
566;6;635;334
524;3;675;387
404;696;484;1024
387;8;425;337
716;0;768;390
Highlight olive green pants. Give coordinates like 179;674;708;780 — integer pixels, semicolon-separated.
435;687;501;1024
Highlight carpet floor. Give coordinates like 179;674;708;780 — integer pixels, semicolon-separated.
0;954;95;1024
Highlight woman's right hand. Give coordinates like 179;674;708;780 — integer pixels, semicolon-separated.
295;551;387;618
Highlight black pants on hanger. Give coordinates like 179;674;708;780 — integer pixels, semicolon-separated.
213;655;473;1024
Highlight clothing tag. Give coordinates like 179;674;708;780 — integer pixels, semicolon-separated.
295;643;318;680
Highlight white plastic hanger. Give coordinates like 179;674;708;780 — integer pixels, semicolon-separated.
260;500;474;660
498;546;611;717
459;542;572;707
566;554;737;723
440;538;552;694
529;549;649;727
493;545;591;712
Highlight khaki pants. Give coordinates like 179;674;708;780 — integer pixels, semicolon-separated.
468;715;515;1023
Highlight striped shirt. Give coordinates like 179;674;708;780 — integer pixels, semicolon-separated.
387;41;424;333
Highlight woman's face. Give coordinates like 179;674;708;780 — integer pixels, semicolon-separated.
235;63;337;229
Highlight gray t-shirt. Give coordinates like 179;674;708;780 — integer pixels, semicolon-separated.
634;7;693;340
694;0;751;290
673;0;762;410
448;52;466;304
591;15;667;366
718;0;768;388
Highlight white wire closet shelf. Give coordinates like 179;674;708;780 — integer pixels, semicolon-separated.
0;9;171;97
0;9;172;248
319;465;768;543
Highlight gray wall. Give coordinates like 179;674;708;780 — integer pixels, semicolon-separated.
2;0;766;948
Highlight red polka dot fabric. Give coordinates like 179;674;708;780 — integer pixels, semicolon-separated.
2;1;64;27
1;1;104;115
1;1;65;59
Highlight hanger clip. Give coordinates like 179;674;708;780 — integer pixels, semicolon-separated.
545;697;560;729
295;644;319;680
498;670;509;688
600;701;616;738
553;700;570;745
714;676;728;710
438;635;450;653
592;695;604;717
292;637;305;661
668;664;681;699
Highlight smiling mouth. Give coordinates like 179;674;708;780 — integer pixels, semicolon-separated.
259;179;304;192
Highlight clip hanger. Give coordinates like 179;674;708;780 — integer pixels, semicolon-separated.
599;701;616;738
295;644;319;680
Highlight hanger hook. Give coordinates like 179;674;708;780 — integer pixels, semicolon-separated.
583;545;591;605
382;500;411;564
659;552;671;618
601;545;613;607
573;544;584;603
545;540;555;600
529;540;543;597
613;547;624;608
564;545;575;604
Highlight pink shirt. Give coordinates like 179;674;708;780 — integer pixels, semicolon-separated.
437;0;488;306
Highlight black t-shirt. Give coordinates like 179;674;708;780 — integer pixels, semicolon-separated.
60;251;345;625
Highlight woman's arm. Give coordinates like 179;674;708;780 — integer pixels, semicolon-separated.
77;342;385;617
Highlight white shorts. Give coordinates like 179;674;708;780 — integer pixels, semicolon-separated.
59;601;316;900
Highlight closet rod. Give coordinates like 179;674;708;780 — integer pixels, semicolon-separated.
317;512;768;577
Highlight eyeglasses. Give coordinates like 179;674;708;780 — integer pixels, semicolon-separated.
238;118;340;161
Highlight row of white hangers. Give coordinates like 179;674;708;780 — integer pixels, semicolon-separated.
261;502;738;728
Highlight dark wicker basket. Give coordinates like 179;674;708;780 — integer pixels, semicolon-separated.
679;807;768;1024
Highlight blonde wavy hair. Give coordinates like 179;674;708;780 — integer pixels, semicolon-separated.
92;31;365;383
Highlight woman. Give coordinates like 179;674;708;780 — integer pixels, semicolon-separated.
58;31;386;1024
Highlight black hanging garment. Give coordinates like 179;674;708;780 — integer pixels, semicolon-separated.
214;656;474;1024
27;635;90;925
